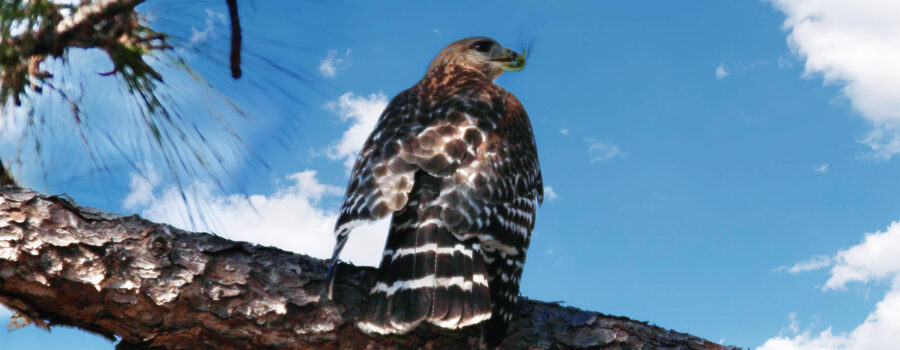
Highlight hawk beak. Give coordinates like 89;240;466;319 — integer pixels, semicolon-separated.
499;49;526;72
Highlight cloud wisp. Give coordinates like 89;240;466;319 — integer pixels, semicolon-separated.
544;186;559;202
319;49;352;78
586;138;625;163
716;59;772;80
775;255;832;274
185;9;226;49
716;62;729;79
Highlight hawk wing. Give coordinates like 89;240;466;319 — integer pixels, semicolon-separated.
335;87;543;239
333;88;420;236
434;91;543;251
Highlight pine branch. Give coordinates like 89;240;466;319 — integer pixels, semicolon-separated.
0;186;740;349
1;0;254;221
226;0;242;79
1;0;159;107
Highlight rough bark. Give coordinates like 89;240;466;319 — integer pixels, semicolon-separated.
0;186;740;350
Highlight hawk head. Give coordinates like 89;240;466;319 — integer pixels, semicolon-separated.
428;36;525;81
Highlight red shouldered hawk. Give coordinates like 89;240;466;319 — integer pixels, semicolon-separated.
327;36;542;348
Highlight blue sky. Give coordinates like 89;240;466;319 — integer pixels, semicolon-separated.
4;0;900;349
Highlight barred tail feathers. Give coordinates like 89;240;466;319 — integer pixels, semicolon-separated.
358;209;491;334
481;250;526;349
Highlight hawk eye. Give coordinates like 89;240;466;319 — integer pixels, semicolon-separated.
472;41;493;53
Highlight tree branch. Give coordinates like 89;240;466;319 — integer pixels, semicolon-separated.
0;186;739;349
1;0;164;107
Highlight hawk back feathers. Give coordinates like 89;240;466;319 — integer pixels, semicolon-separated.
327;58;542;349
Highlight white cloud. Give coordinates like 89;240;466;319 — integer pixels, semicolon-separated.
124;90;394;267
717;59;771;79
759;220;900;350
760;326;850;350
815;163;830;174
716;62;730;79
823;221;900;290
319;49;351;78
122;164;160;210
778;55;796;68
325;92;388;170
760;283;900;350
544;186;559;202
776;255;832;274
560;128;570;136
0;304;11;319
587;138;625;162
787;312;801;334
187;9;226;48
769;0;900;159
137;170;389;267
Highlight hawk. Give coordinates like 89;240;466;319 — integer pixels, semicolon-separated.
327;36;543;348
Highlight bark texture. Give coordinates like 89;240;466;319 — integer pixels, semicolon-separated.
0;186;740;350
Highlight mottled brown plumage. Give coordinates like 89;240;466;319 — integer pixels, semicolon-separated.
327;36;542;348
